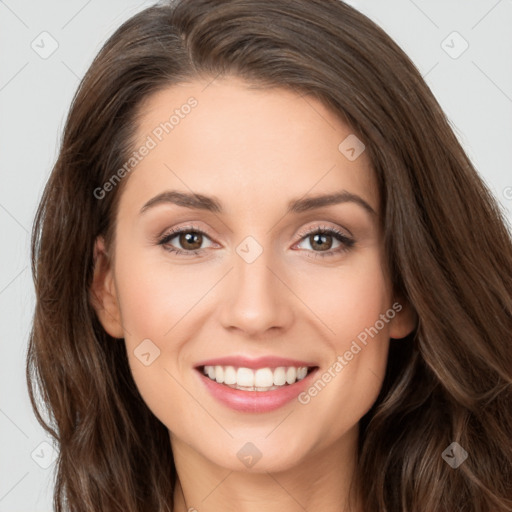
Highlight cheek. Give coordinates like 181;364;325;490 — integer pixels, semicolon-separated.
290;253;391;344
114;250;208;340
291;254;392;429
111;248;207;423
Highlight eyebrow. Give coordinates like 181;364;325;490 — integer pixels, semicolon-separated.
139;190;376;216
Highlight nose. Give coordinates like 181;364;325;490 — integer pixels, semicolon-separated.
218;242;295;338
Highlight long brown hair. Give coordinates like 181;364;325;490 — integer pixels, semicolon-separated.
27;0;512;510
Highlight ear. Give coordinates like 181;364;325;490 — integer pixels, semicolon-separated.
89;236;124;339
388;296;417;340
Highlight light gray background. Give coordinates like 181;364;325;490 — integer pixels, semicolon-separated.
1;1;511;510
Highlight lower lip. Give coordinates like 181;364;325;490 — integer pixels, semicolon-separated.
196;368;318;413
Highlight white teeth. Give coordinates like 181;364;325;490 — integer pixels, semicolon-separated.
201;365;311;391
297;367;308;380
273;367;287;386
286;367;297;384
214;365;224;384
255;368;274;388
224;366;237;385
237;367;254;387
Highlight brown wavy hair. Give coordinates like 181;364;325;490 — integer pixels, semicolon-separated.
27;0;512;510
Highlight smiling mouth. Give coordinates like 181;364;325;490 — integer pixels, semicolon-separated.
199;365;318;392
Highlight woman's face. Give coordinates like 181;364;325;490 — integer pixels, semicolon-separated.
92;76;415;473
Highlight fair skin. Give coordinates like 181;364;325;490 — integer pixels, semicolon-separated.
91;76;416;512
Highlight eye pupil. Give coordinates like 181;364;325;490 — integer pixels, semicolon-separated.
310;233;332;251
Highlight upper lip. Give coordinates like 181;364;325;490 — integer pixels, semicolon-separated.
195;355;317;370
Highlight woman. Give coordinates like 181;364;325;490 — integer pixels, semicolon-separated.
27;0;512;510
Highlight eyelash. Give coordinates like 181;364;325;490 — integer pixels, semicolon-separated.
157;224;355;259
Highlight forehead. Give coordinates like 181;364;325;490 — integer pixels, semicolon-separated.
120;76;377;216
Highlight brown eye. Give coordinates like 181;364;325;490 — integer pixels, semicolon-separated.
177;231;203;250
309;232;334;251
295;226;355;258
158;227;214;255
